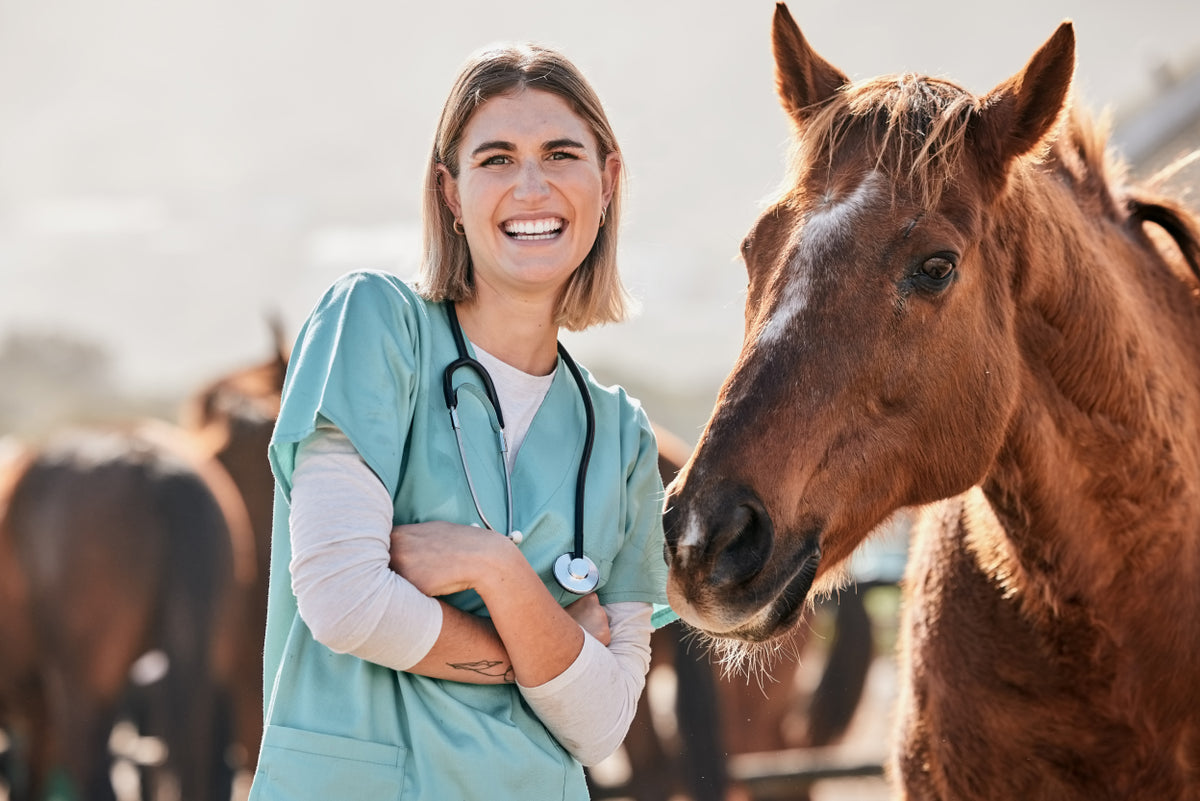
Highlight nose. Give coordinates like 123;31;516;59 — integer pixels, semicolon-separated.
666;484;775;587
513;160;551;200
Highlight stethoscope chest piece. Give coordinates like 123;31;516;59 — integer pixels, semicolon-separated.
554;553;599;595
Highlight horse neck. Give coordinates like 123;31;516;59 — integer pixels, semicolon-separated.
976;165;1200;656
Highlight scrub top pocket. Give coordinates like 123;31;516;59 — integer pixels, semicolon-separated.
255;724;406;801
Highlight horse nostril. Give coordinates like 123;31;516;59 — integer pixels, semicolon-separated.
709;497;774;586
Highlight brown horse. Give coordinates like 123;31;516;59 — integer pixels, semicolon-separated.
0;422;254;801
665;5;1200;800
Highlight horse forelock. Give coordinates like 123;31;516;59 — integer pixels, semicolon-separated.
785;74;979;209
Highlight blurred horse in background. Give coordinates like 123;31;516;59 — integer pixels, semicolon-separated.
0;324;287;801
0;423;254;801
666;5;1200;799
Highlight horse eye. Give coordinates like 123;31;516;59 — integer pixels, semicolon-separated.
921;255;955;280
740;235;754;257
910;252;957;293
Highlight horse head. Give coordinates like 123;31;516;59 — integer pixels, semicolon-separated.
664;4;1076;643
182;315;288;452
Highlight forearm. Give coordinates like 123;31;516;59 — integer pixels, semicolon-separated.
519;603;653;765
390;517;594;689
473;548;587;688
405;601;515;683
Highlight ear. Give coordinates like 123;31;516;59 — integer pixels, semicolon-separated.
971;21;1075;179
772;3;850;123
600;151;621;210
437;162;462;221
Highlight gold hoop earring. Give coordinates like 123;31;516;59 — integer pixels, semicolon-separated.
599;207;607;228
453;218;465;235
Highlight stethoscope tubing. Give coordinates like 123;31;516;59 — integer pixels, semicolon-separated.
443;304;513;536
556;343;593;563
443;302;598;594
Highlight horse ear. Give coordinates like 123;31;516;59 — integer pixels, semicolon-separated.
266;310;291;368
972;21;1075;178
772;3;849;123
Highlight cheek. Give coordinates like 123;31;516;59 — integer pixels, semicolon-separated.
457;177;501;219
564;177;605;240
564;170;604;208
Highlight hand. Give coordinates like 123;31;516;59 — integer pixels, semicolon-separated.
389;521;515;597
564;593;611;646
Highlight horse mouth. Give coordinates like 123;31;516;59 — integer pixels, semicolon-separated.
672;537;822;644
727;543;822;642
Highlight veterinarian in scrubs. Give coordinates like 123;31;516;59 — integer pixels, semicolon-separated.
247;42;674;801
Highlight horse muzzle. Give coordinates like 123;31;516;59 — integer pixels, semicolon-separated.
664;481;822;642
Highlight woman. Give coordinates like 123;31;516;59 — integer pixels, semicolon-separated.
247;42;674;801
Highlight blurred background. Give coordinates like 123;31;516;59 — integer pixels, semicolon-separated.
2;1;1199;800
3;0;1200;441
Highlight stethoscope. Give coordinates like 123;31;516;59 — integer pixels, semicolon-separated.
441;301;600;595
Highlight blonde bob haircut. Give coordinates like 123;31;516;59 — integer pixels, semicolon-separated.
418;43;631;331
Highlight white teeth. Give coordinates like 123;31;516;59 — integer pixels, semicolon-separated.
504;217;563;238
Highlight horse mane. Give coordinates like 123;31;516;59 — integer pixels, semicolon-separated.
1126;195;1200;284
1049;106;1200;284
785;74;979;207
787;74;1200;286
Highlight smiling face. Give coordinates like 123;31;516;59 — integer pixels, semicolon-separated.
438;89;619;307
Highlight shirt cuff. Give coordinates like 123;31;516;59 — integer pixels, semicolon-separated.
518;628;606;700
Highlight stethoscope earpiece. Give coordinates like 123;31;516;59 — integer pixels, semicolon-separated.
444;302;598;595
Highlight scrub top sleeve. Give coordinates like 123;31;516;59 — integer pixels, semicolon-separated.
600;404;676;628
270;271;421;500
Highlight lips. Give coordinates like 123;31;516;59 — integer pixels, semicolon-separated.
503;217;564;240
668;533;822;643
709;547;821;642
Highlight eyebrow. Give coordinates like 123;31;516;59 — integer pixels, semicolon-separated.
470;138;588;157
544;138;587;151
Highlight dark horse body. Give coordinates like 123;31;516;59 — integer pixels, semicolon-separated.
0;423;253;801
0;333;286;801
666;5;1200;799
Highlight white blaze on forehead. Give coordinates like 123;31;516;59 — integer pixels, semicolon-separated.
757;172;884;346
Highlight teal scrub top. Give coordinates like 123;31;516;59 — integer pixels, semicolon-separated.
248;271;675;801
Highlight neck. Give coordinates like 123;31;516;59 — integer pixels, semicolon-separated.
979;176;1200;646
455;290;561;376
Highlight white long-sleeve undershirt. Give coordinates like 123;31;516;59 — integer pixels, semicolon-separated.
287;425;654;766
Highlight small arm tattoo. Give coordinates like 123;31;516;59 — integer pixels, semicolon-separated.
448;659;516;683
